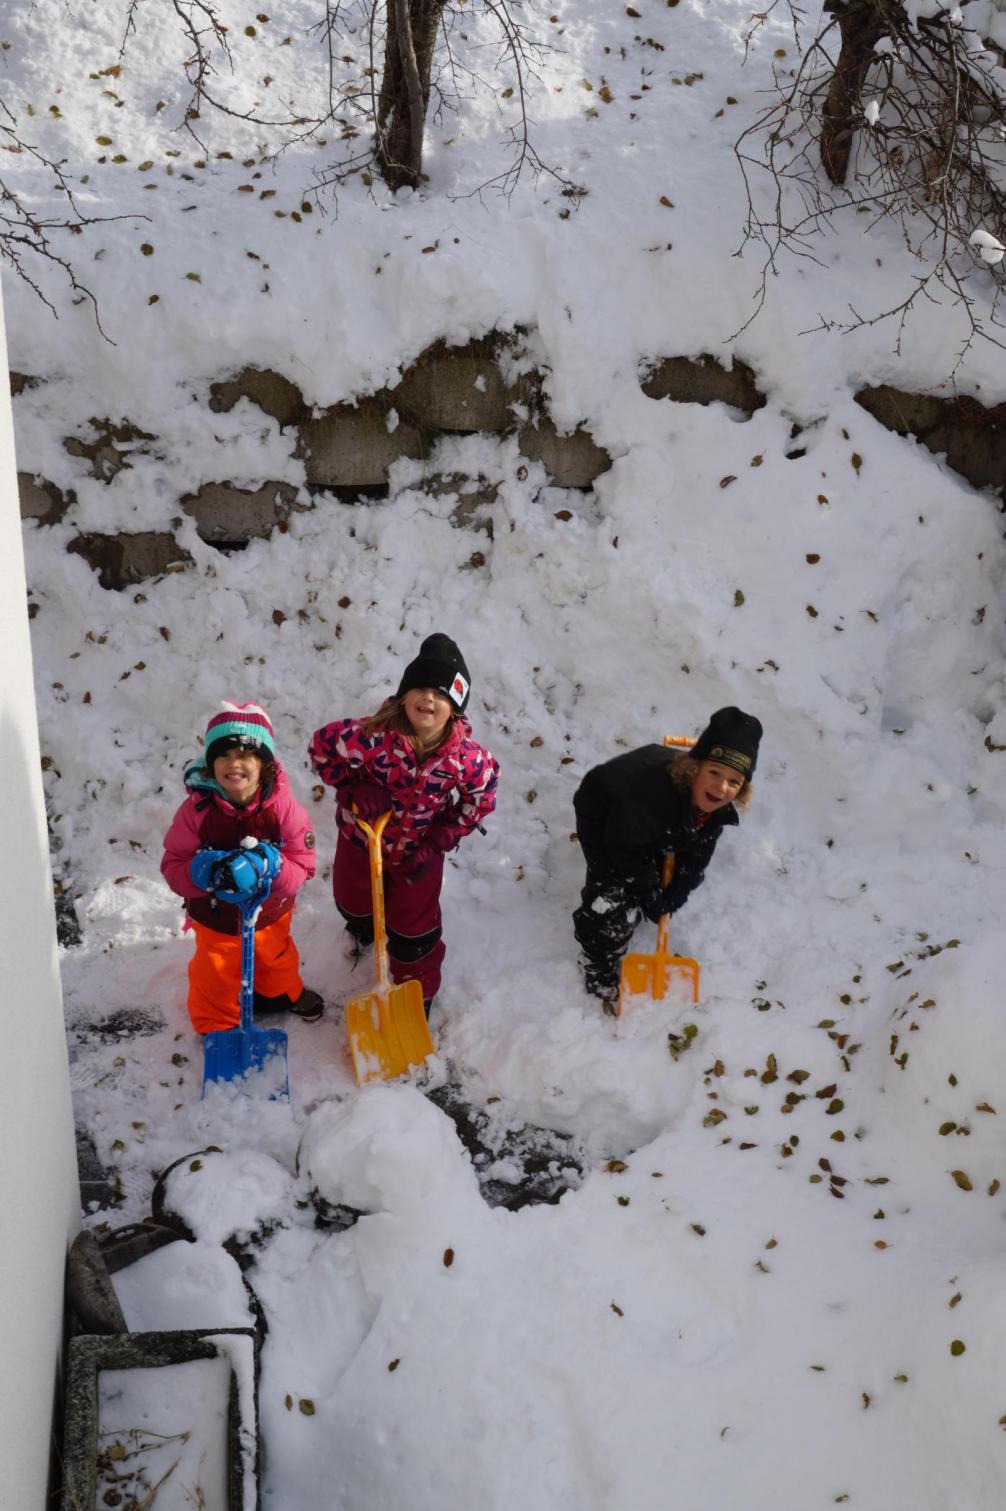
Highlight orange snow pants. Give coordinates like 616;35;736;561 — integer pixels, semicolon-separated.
187;914;303;1033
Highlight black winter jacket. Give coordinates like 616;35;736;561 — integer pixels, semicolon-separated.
573;745;738;909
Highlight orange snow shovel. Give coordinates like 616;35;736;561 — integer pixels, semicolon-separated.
617;735;701;1016
346;811;434;1085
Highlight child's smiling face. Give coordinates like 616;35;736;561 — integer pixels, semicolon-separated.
691;758;744;814
403;687;453;745
213;745;263;805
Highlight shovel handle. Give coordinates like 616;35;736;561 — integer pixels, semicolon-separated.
238;879;272;1032
352;809;390;846
654;736;694;966
655;854;674;967
354;811;392;996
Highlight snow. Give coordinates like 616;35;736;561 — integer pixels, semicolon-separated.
159;1148;294;1245
98;1355;232;1510
112;1239;257;1332
970;228;1006;265
298;1087;478;1219
8;0;1006;1505
210;1331;261;1511
96;1332;259;1511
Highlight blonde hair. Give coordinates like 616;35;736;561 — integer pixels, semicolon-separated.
670;753;753;811
363;695;456;758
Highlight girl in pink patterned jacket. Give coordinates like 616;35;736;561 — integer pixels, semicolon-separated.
309;633;499;1010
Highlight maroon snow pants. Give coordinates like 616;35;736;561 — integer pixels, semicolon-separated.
332;832;446;1003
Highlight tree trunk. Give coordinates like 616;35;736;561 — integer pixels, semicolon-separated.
820;0;887;185
377;0;447;191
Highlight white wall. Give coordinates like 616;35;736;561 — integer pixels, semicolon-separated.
0;276;79;1507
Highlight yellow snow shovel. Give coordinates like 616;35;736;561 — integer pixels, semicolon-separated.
617;735;701;1016
346;811;434;1084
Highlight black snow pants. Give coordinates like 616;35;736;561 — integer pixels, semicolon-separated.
572;840;644;1002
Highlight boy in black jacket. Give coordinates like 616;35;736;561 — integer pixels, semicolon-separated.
572;707;762;1008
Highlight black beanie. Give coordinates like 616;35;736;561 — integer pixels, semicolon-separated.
396;633;471;714
691;706;762;779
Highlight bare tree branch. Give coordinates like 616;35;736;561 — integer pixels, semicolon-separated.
733;0;1006;365
0;120;134;340
119;0;570;201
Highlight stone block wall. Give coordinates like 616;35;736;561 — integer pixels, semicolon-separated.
640;353;766;413
301;398;423;489
22;337;997;591
855;385;1006;497
180;480;303;543
16;337;785;590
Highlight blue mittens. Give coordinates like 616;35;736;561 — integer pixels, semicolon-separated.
190;842;281;902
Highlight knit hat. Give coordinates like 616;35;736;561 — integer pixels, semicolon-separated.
396;633;471;714
691;706;762;779
204;701;276;766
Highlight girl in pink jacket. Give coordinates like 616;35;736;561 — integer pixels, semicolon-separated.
162;701;321;1033
309;634;499;1010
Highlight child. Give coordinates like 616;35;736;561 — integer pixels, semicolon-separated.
309;633;499;1011
572;706;762;1008
161;701;323;1032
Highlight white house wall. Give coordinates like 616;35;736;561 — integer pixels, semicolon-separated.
0;275;79;1510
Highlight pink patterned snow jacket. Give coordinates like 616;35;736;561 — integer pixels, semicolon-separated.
161;759;317;935
308;709;499;865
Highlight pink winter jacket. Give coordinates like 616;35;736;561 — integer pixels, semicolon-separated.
308;711;499;865
161;760;316;934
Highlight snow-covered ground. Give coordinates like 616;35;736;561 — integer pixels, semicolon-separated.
8;0;1006;1505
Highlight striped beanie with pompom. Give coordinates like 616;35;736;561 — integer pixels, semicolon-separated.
204;702;276;766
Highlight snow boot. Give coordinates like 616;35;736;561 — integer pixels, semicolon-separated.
288;988;324;1022
254;988;324;1023
342;925;375;964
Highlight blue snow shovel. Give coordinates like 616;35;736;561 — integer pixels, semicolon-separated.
202;877;289;1098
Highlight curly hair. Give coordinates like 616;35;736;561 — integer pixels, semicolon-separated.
670;753;753;811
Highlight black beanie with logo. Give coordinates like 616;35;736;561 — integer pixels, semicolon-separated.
396;633;471;714
691;706;762;779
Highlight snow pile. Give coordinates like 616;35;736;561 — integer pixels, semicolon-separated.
158;1147;295;1245
298;1086;480;1219
98;1355;234;1510
113;1240;256;1332
8;0;1006;1504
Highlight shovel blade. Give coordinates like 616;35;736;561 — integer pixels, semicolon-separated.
202;1024;289;1099
618;951;701;1016
347;979;433;1085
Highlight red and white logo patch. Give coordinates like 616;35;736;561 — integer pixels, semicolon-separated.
451;672;469;705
